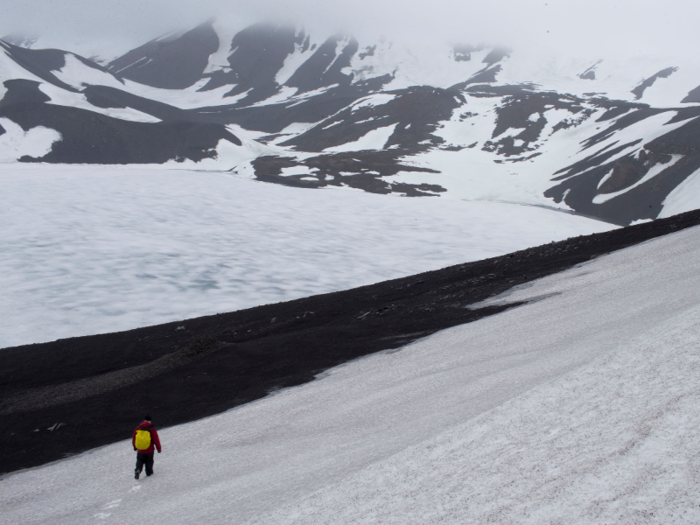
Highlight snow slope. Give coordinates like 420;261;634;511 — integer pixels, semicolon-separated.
0;165;612;348
403;103;691;207
2;221;699;524
0;118;60;162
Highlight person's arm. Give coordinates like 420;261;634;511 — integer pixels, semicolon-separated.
132;428;138;451
151;428;162;453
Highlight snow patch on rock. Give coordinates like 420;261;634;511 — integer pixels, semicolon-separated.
0;118;61;162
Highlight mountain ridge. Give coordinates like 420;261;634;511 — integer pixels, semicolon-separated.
2;20;700;224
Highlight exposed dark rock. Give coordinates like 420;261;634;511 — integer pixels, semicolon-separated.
0;82;241;163
592;98;649;123
193;75;393;134
666;107;700;125
597;150;672;195
482;47;510;65
82;85;220;125
581;107;666;150
454;65;502;87
199;23;302;106
631;67;678;100
453;43;478;62
546;114;700;225
463;83;537;97
552;140;644;182
281;86;463;153
285;34;358;94
0;79;51;109
681;84;700;104
251;151;444;196
596;106;630;122
505;152;542;163
580;70;595;80
579;60;602;80
475;90;592;157
359;45;376;59
107;22;219;89
0;41;83;93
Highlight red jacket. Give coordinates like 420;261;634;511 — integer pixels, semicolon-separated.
132;421;162;454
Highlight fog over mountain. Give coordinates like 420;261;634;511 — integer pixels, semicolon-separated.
2;0;698;61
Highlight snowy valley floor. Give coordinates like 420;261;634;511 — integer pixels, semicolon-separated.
2;211;700;524
0;165;613;349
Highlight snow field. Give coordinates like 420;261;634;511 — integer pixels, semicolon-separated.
659;166;700;219
0;118;61;162
243;225;700;524
38;81;162;124
251;302;700;524
203;19;239;75
0;165;613;349
2;219;700;525
0;48;46;89
51;54;124;91
322;123;398;152
496;48;700;107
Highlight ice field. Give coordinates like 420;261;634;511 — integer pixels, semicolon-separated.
0;165;613;348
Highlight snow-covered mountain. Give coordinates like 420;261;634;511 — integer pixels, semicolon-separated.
2;20;700;225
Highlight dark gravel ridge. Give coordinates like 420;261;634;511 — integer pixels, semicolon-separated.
2;210;700;475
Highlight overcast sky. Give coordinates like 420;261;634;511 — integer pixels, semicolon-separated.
0;0;697;59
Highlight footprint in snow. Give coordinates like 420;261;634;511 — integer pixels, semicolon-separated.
94;499;122;520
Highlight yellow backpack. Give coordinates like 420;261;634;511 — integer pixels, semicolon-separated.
134;429;152;451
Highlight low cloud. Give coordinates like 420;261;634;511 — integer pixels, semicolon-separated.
1;0;697;61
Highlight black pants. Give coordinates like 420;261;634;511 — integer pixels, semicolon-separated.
135;452;154;476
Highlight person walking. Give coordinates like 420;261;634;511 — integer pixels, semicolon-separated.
132;415;162;479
